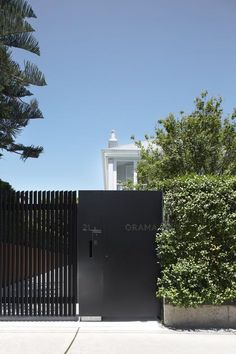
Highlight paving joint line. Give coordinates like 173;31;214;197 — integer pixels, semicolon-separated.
64;326;80;354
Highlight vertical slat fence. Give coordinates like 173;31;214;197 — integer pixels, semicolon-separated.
0;191;78;319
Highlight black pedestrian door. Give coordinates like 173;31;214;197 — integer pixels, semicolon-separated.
78;191;162;320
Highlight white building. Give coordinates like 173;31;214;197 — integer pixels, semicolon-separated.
101;130;142;190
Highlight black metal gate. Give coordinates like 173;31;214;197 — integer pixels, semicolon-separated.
78;191;163;320
0;191;78;320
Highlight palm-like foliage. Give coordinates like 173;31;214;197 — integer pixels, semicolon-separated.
0;0;46;159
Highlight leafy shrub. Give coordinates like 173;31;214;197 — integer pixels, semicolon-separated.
0;179;13;191
156;175;236;307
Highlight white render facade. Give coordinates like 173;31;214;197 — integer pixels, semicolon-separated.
101;130;141;190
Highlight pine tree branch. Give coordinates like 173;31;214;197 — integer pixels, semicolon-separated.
0;0;36;19
0;0;45;160
2;33;40;54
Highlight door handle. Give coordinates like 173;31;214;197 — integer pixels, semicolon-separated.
89;240;93;257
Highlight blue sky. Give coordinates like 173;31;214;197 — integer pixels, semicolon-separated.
2;0;236;190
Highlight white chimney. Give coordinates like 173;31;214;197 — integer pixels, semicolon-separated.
108;130;118;148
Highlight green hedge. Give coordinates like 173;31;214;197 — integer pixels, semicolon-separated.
0;179;13;191
156;175;236;307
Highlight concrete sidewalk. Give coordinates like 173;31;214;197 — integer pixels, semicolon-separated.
0;321;78;354
0;321;235;354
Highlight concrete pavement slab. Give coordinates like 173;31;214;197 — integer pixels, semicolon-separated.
69;331;236;354
69;321;236;354
0;322;79;354
0;321;235;354
78;320;169;333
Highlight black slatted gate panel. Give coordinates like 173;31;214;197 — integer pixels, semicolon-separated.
0;191;78;319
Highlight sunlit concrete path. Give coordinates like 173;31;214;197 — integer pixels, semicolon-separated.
68;321;236;354
0;322;78;354
0;321;235;354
